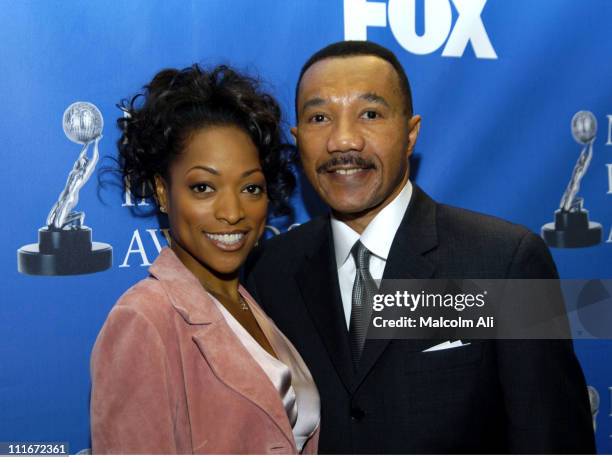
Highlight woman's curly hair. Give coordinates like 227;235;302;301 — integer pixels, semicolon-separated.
117;64;295;215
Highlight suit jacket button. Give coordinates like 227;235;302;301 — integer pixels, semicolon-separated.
351;407;365;421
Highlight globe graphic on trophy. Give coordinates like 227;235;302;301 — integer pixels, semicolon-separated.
572;111;597;144
17;102;112;275
541;110;602;248
63;102;104;144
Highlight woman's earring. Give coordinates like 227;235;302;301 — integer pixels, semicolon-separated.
160;205;167;213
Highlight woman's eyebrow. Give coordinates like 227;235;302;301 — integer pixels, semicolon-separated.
187;165;219;175
241;168;263;178
186;166;262;178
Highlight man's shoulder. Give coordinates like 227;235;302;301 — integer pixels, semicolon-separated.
248;215;328;274
436;202;531;244
277;214;327;240
431;201;555;278
408;185;534;251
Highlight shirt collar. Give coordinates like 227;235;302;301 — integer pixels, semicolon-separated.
331;180;413;268
331;217;360;269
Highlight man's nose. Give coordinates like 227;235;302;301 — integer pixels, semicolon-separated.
327;116;365;153
214;190;245;225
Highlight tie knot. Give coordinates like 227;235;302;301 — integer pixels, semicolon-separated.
351;240;371;270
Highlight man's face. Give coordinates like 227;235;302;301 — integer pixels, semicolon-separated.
293;56;420;226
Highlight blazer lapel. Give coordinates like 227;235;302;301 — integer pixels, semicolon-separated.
294;218;355;392
149;247;296;448
356;186;439;386
191;324;295;447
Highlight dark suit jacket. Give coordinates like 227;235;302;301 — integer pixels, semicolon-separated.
246;185;595;454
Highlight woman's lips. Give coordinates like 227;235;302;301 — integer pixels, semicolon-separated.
204;231;248;251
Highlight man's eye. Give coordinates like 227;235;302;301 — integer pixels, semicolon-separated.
309;114;328;123
243;184;265;195
191;184;214;194
361;110;380;120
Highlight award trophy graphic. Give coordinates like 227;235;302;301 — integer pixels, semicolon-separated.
17;102;112;275
587;385;600;432
541;111;602;248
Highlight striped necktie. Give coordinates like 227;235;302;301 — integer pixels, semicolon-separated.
349;240;377;370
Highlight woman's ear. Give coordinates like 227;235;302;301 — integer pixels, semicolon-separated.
154;175;169;213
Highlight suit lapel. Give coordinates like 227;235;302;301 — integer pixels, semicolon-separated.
294;218;355;392
355;186;439;386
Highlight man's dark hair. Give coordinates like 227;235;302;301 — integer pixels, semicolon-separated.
295;40;413;119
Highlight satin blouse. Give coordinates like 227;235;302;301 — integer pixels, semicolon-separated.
210;288;320;452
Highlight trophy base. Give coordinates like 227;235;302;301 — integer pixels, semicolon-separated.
17;227;112;275
541;209;602;248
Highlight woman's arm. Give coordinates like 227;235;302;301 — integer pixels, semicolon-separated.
90;305;178;454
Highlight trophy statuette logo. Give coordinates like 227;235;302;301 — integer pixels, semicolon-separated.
541;110;602;248
17;102;112;275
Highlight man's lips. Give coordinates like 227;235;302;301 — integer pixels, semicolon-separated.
325;166;373;176
316;154;375;174
323;165;375;186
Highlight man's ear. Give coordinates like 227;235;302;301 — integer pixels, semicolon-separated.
154;175;169;213
290;126;298;143
406;115;422;156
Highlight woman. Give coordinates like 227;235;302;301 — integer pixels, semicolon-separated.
90;65;320;454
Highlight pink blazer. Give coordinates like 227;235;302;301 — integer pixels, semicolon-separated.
90;248;319;454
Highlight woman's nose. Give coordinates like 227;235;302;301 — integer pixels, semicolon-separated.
214;190;245;225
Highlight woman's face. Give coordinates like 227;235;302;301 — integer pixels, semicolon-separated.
155;125;268;279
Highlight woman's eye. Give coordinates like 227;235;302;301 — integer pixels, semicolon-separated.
361;110;380;120
309;114;328;123
191;184;214;194
243;184;265;195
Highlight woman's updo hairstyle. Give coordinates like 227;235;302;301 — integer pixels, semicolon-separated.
117;64;295;215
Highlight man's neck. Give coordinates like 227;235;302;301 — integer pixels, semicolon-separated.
332;209;378;235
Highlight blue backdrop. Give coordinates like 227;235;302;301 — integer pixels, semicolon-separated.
2;0;611;454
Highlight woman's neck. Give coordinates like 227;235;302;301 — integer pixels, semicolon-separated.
170;241;240;301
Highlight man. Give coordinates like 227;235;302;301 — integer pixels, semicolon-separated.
246;41;595;454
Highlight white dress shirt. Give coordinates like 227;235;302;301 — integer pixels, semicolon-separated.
331;180;413;328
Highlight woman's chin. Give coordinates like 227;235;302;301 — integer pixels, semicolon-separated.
203;252;249;277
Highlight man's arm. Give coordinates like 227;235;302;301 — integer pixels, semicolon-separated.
497;232;595;454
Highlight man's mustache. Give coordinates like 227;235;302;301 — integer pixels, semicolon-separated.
316;154;375;173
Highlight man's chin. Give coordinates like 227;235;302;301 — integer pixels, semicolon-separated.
319;186;377;209
329;200;377;219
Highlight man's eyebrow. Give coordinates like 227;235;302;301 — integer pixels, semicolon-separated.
301;97;327;114
300;93;390;114
360;92;390;108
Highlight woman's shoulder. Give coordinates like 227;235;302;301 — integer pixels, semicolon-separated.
107;276;175;329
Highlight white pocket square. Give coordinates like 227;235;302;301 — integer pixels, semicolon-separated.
422;340;471;352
